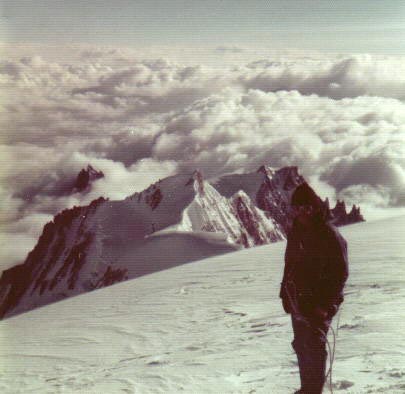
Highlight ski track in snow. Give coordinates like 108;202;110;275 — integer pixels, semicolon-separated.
1;216;405;393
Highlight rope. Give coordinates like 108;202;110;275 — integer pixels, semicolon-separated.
324;308;342;392
321;324;335;394
284;280;340;394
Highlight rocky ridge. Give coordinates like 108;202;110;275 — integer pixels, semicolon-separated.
0;166;364;319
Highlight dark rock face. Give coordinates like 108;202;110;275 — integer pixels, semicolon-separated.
146;189;163;210
214;165;306;237
255;166;305;235
0;197;105;319
231;193;282;248
74;165;104;192
94;266;128;288
214;165;364;236
328;199;365;226
233;195;265;247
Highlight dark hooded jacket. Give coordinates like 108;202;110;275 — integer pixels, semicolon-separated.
279;217;349;319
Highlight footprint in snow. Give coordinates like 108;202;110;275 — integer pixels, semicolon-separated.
147;360;168;366
339;322;362;330
340;315;364;330
223;308;247;317
332;379;354;390
245;321;282;335
385;368;405;378
185;345;201;351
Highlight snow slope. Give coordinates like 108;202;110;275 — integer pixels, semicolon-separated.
1;216;402;393
1;170;282;318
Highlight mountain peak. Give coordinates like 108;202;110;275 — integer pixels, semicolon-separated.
185;169;205;194
330;199;365;225
74;164;104;192
257;165;275;178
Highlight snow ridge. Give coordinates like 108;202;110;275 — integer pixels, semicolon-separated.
0;166;362;319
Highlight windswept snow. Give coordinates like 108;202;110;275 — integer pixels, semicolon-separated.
1;216;404;393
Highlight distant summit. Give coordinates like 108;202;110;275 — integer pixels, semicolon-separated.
325;198;364;226
0;165;364;319
74;164;104;192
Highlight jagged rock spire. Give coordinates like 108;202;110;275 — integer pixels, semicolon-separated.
330;199;364;225
257;165;275;178
185;169;205;195
74;164;104;191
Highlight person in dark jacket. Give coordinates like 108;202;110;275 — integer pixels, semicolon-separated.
280;182;349;394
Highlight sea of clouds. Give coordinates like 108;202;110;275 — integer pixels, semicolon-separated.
1;44;405;270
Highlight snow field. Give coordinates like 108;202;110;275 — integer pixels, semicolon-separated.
1;215;404;393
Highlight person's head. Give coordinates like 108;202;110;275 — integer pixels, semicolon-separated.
290;182;329;226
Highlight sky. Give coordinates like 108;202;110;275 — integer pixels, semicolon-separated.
1;0;405;54
1;1;405;268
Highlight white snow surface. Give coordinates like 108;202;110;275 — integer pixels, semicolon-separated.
1;215;405;393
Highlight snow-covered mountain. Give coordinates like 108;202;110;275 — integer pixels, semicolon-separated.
0;169;279;318
213;165;364;228
0;166;363;319
0;215;403;394
213;165;305;233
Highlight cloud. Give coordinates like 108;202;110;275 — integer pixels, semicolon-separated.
240;54;405;100
82;157;178;202
84;130;156;167
0;232;39;271
338;184;392;208
336;184;405;222
1;44;405;269
321;153;405;195
0;211;53;270
153;88;405;193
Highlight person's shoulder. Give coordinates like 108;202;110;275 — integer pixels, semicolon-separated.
325;222;347;248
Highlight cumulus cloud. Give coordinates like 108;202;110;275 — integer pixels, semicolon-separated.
338;184;391;208
153;88;405;189
239;54;405;100
1;44;405;270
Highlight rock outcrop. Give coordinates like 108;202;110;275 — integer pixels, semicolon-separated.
74;164;104;192
327;199;365;226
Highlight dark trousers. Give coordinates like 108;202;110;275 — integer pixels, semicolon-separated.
291;315;331;394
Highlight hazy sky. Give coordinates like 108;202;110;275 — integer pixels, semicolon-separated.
2;0;405;54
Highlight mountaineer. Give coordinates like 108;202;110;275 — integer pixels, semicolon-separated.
280;182;349;394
